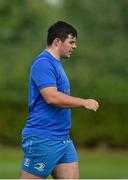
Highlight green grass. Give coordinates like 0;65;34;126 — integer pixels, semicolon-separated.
0;147;22;179
0;147;128;179
79;149;128;179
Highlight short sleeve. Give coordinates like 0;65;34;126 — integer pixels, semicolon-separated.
31;59;57;90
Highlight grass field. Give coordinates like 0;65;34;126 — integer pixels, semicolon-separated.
0;146;128;179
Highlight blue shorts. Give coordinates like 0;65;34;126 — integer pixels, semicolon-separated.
21;135;79;178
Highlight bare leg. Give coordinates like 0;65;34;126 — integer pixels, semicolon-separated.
52;162;79;179
20;170;45;179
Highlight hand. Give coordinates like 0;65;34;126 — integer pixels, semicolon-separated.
82;99;99;112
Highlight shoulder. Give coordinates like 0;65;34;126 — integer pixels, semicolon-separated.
31;57;54;70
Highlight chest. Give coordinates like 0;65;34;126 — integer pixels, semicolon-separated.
55;64;70;95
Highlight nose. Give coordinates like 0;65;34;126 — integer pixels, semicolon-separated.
73;43;77;49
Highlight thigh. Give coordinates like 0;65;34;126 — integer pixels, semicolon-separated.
21;136;69;178
20;170;44;179
52;139;80;179
52;162;80;179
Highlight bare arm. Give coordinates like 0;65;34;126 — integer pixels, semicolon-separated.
40;87;99;111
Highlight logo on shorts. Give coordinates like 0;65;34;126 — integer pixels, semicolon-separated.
24;158;30;167
34;163;45;172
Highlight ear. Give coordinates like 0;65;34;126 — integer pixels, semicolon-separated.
53;38;62;47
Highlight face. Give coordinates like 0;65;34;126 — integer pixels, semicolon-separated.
59;34;77;59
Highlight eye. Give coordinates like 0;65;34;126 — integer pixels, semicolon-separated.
70;41;75;44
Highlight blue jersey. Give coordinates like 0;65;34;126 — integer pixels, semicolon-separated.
22;50;71;140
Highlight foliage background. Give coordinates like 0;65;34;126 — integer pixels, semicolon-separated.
0;0;128;148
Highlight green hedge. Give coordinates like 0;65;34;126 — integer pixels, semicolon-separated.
71;103;128;148
0;101;27;145
0;101;128;148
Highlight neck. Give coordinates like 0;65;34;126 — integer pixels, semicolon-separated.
46;47;61;60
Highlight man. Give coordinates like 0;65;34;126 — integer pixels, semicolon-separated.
20;21;99;179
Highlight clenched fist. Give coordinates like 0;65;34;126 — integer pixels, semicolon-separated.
82;99;99;111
